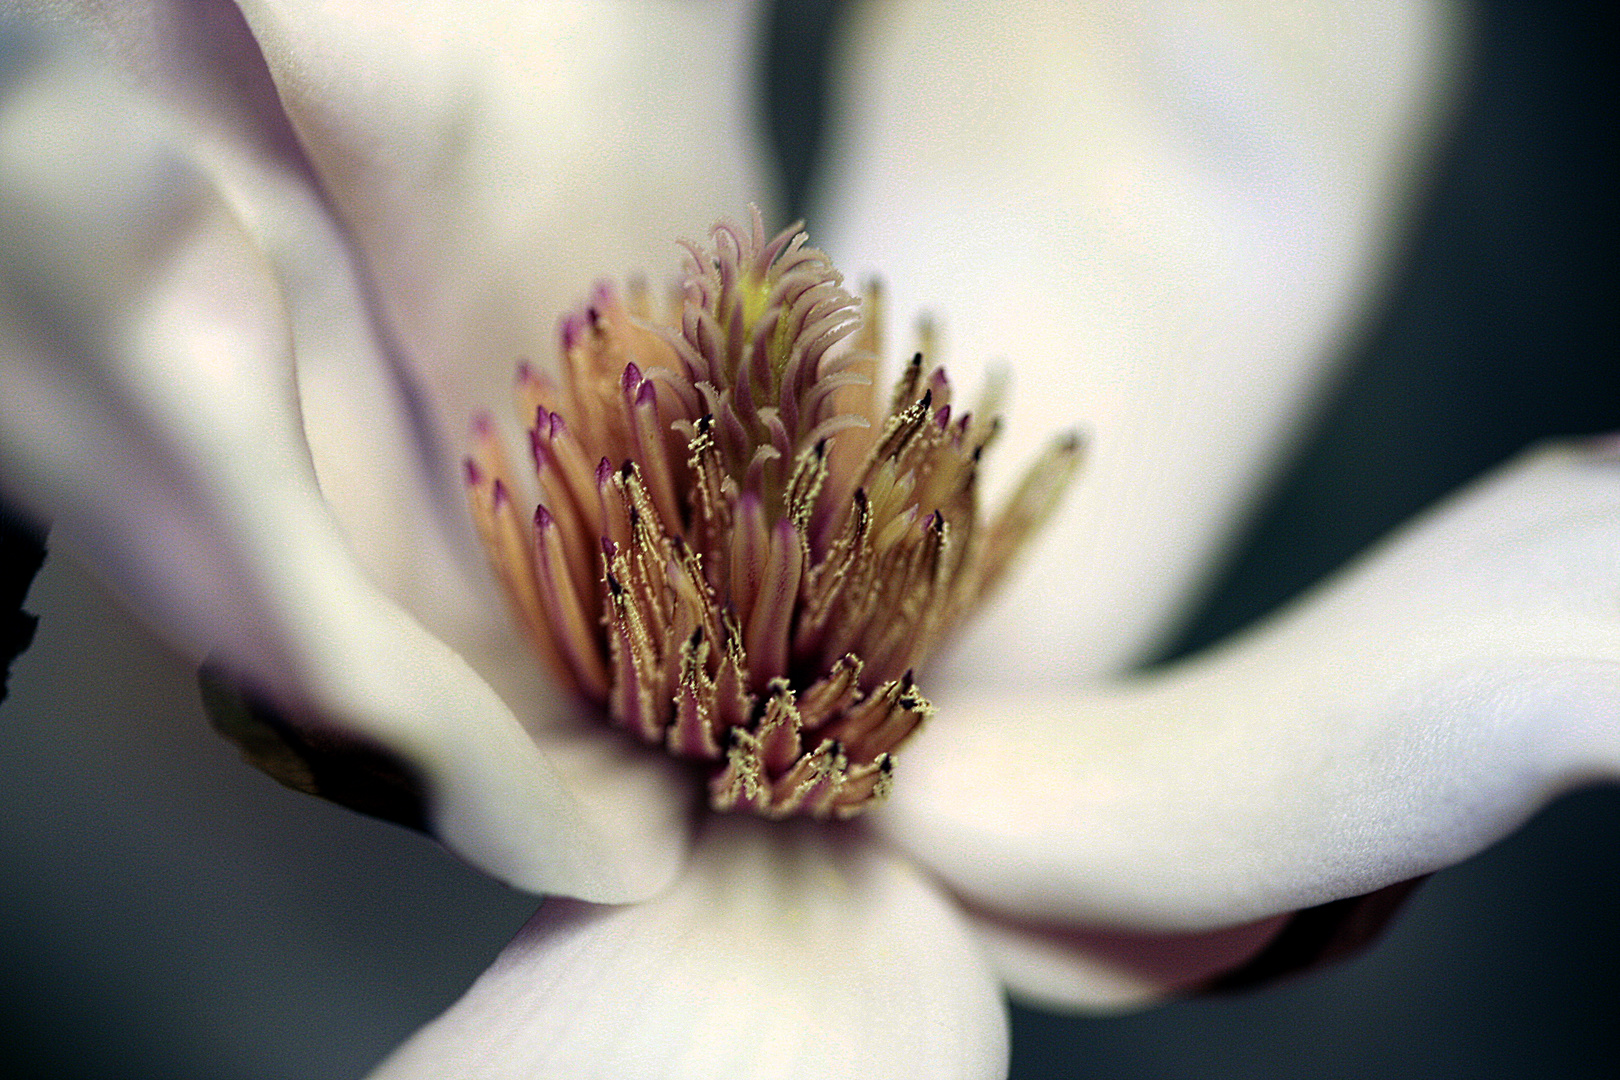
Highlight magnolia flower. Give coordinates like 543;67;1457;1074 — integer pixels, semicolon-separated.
2;2;1615;1078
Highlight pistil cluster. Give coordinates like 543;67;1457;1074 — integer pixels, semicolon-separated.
467;211;1078;819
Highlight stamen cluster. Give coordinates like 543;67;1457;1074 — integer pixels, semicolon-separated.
467;211;1078;819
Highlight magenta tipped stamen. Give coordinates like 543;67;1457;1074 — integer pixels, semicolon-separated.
464;209;1078;820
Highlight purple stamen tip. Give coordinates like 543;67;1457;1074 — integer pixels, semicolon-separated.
558;311;584;351
535;503;553;529
934;404;951;429
636;378;658;408
621;362;643;396
596;457;614;485
463;457;482;486
491;478;509;506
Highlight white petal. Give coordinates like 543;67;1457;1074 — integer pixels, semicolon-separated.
10;4;507;611
880;441;1620;931
373;818;1008;1080
0;51;691;902
0;5;565;642
965;907;1287;1013
817;0;1470;679
237;0;776;442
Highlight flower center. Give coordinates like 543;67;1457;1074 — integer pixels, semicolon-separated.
465;210;1079;819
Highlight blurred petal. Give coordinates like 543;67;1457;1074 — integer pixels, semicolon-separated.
817;0;1470;680
9;3;504;616
237;0;776;441
0;49;691;901
966;906;1287;1013
964;876;1425;1011
881;441;1620;930
373;818;1008;1080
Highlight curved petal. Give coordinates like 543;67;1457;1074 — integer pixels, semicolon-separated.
7;3;511;614
880;440;1620;931
372;818;1008;1080
816;0;1470;680
966;906;1287;1013
0;48;691;901
237;0;777;442
5;7;695;858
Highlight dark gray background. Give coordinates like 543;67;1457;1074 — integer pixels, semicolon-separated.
3;0;1615;1076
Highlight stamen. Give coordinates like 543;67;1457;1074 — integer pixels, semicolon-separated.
466;209;1080;820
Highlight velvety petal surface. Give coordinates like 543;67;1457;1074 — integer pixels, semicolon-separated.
236;0;776;443
373;818;1008;1080
817;0;1470;681
881;441;1620;940
7;0;503;622
0;46;689;901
